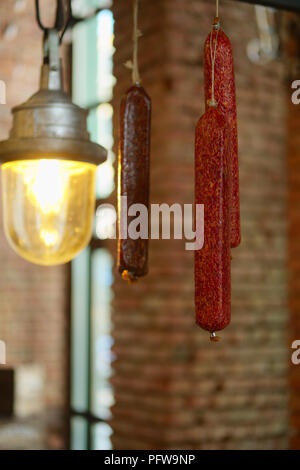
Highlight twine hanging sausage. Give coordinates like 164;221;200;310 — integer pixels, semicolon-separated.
204;18;241;248
117;0;151;283
195;106;231;338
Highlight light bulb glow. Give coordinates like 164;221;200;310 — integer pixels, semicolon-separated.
40;229;59;248
2;159;96;265
24;159;68;214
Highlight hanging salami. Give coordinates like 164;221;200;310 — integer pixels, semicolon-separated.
195;106;231;338
118;84;151;282
117;0;151;283
195;3;234;339
204;18;241;248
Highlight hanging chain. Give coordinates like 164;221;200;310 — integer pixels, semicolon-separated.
35;0;71;43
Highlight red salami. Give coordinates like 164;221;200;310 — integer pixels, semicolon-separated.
204;21;241;248
195;106;231;335
118;84;151;283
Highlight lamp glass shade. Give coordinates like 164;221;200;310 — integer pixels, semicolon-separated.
1;159;96;265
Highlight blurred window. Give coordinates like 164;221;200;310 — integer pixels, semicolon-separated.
69;5;115;451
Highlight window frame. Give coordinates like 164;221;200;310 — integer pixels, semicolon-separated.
67;5;115;450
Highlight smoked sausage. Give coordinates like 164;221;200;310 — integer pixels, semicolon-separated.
204;22;241;248
118;84;151;282
195;106;231;334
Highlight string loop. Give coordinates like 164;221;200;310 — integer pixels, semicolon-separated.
132;0;141;84
124;0;142;84
208;27;219;107
207;0;220;107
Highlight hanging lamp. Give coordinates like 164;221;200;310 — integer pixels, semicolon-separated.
0;0;106;266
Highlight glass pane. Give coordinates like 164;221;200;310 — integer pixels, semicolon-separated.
72;10;115;108
97;10;116;103
73;9;115;200
72;0;112;18
96;161;115;200
70;248;90;412
72;15;98;108
70;417;88;450
86;107;98;144
87;103;115;199
94;204;117;240
90;249;114;420
92;422;113;450
86;103;113;150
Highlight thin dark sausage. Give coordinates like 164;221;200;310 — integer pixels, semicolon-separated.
118;84;151;282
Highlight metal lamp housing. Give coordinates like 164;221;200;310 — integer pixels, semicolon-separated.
0;31;106;265
0;68;106;165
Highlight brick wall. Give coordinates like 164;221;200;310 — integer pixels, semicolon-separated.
111;0;291;449
0;0;296;451
285;12;300;451
288;99;300;451
0;0;67;435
